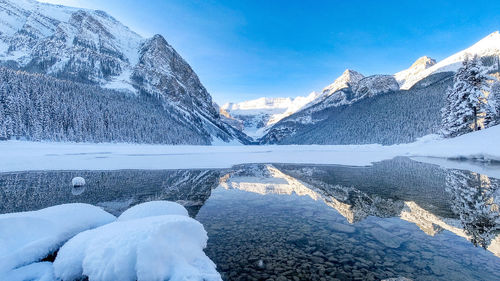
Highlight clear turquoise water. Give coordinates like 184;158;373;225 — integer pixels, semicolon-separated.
1;158;499;280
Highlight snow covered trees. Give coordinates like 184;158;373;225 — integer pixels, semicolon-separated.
0;67;211;144
489;81;500;126
445;170;500;249
441;56;497;137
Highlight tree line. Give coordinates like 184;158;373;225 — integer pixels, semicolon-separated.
0;67;210;144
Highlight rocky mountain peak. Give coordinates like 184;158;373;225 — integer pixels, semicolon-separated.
322;69;364;95
69;10;114;40
394;56;436;88
397;31;500;90
133;33;214;114
410;56;437;69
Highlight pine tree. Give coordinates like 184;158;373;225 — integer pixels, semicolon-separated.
441;56;495;137
488;81;500;126
0;66;211;144
445;170;500;249
0;106;6;140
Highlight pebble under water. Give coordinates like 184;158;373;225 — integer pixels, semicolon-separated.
1;157;499;280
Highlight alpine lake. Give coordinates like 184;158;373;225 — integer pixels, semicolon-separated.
1;157;499;281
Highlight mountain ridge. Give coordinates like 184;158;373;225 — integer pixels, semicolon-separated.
220;92;319;139
258;31;500;144
0;0;250;144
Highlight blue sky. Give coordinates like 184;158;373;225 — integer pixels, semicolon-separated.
40;0;500;104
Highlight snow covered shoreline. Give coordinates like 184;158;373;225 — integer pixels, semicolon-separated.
0;202;221;281
0;125;499;175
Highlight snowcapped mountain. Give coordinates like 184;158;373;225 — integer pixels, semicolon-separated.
0;0;142;89
221;92;319;139
394;56;436;88
397;31;500;90
0;0;250;144
260;31;500;145
320;69;365;99
285;71;400;125
303;69;364;110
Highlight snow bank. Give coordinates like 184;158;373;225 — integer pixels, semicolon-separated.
0;125;499;176
54;202;221;281
117;201;188;221
0;204;115;273
406;125;500;162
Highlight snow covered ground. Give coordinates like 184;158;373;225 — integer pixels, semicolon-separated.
54;201;220;281
0;204;115;273
0;125;499;177
0;201;220;281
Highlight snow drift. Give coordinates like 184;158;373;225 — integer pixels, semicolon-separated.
0;203;115;273
117;201;189;221
53;201;221;281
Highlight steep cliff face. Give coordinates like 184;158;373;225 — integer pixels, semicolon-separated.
0;0;249;144
0;0;141;86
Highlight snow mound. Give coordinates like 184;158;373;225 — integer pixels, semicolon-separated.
54;211;221;281
117;201;188;221
0;203;115;273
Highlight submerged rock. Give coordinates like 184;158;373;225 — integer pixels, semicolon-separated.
368;228;403;249
71;177;86;187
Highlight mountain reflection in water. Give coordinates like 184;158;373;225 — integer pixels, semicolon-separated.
217;159;500;257
1;157;499;280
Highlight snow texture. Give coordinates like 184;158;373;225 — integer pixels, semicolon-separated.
117;201;188;221
53;202;221;281
1;124;500;178
1;262;54;281
0;203;115;274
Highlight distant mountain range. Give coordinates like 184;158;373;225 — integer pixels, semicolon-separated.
0;0;498;145
220;93;319;138
249;31;500;144
0;0;250;144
